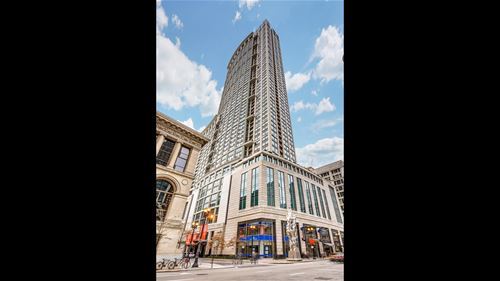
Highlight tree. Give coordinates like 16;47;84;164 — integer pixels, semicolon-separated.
208;231;236;257
156;202;171;255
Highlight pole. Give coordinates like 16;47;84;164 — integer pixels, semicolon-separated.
192;222;203;268
211;238;215;269
211;248;214;269
188;224;197;257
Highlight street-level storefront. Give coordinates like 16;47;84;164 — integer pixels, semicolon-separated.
332;229;343;253
318;227;334;256
302;224;321;258
237;219;275;258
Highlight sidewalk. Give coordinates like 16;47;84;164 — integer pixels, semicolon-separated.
157;257;330;272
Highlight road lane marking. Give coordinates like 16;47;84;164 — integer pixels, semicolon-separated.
290;272;305;276
179;273;192;275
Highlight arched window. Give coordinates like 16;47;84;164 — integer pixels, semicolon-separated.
156;180;175;221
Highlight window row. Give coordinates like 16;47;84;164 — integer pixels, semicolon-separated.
156;137;191;173
238;166;339;222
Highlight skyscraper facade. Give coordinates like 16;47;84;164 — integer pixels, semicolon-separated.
314;160;345;215
183;20;344;259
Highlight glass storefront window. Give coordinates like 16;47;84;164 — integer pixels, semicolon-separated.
331;229;343;253
303;224;320;258
237;219;275;258
319;227;333;256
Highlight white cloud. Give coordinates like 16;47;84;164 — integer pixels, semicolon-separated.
233;11;242;23
290;100;315;112
234;1;260;23
239;0;260;10
171;14;183;29
316;97;336;115
297;116;302;122
312;116;343;132
296;137;344;168
180;118;194;129
285;71;311;92
156;2;168;34
198;125;207;132
311;25;344;83
290;97;335;115
311;90;318;96
157;3;221;117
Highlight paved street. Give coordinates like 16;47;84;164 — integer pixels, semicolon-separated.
157;260;343;281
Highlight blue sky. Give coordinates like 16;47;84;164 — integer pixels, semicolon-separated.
157;0;343;168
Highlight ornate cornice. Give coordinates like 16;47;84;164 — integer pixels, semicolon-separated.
156;111;209;149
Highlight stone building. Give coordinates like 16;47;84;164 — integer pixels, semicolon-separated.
156;111;209;257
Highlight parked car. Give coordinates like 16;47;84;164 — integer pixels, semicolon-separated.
329;253;344;263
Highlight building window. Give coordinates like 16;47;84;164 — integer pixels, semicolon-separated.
156;180;175;221
304;181;314;215
156;138;175;166
277;171;287;209
296;178;306;213
239;172;247;210
173;146;190;172
251;167;259;207
311;184;321;217
192;176;222;225
317;186;327;219
288;175;297;211
237;220;275;258
266;167;275;206
329;186;343;223
322;189;332;220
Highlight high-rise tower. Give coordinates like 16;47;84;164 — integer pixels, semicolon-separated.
194;20;296;181
183;21;344;259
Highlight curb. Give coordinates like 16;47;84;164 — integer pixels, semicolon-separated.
157;258;332;272
157;263;272;273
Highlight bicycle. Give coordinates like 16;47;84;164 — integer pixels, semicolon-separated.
167;257;191;269
156;258;170;270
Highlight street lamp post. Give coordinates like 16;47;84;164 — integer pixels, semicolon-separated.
249;225;256;263
192;208;213;268
187;221;199;257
